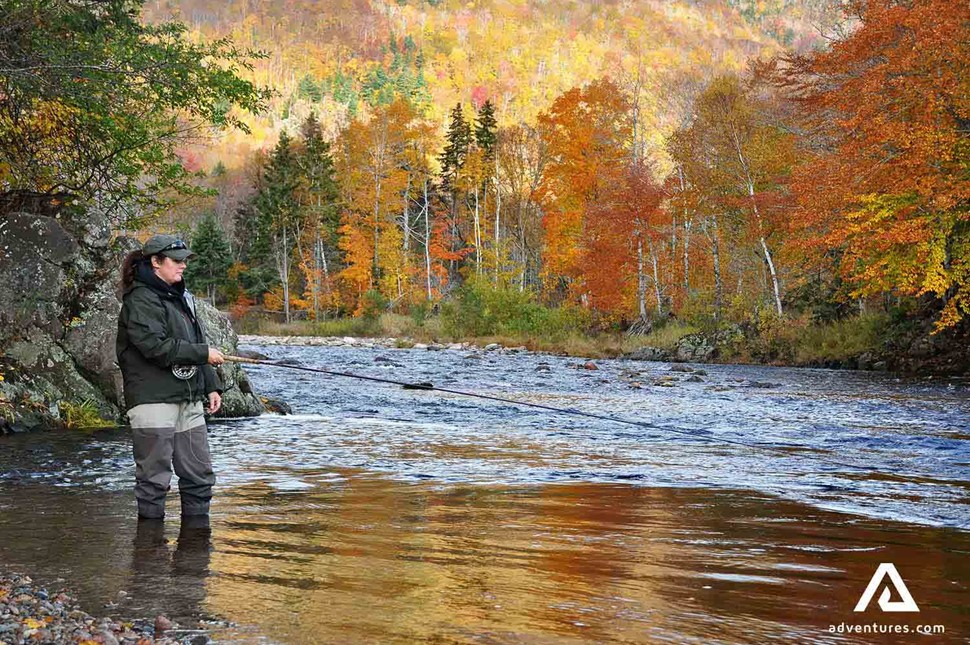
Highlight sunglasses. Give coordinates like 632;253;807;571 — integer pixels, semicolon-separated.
160;240;188;252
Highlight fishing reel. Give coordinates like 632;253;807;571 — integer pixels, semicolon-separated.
172;365;199;380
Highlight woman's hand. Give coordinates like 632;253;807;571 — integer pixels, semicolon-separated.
207;391;222;414
207;348;225;365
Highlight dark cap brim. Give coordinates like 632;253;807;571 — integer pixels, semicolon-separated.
161;249;194;261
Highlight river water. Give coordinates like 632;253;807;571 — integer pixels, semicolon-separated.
0;343;967;643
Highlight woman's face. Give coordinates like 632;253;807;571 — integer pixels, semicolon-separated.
151;254;187;285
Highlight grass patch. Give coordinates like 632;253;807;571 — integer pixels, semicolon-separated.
629;322;700;352
793;313;888;364
61;400;113;430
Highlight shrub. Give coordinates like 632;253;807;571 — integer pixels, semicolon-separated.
631;321;700;352
745;309;807;363
409;300;432;327
441;277;588;339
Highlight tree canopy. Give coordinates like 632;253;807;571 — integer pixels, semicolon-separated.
0;0;270;220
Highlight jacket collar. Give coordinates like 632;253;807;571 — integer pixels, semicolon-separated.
134;260;186;300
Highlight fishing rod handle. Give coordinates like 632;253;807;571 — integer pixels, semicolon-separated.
223;354;268;365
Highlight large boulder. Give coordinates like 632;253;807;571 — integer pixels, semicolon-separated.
667;325;745;364
0;208;265;433
0;212;79;338
624;346;672;362
61;279;126;407
194;298;264;417
674;334;716;362
0;211;118;432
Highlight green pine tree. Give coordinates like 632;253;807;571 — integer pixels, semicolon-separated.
240;130;305;320
475;100;498;160
297;74;323;102
439;103;471;191
185;214;233;304
299;113;341;318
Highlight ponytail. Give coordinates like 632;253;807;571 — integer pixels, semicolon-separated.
119;249;145;295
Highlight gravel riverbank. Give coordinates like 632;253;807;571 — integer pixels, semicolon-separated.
238;333;518;352
0;574;196;645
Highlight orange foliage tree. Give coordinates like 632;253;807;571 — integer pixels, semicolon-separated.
536;78;632;307
775;0;970;328
335;99;442;313
585;162;667;321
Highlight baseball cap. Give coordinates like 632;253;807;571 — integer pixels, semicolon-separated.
142;234;194;261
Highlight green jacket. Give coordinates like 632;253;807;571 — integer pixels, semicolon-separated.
116;265;222;409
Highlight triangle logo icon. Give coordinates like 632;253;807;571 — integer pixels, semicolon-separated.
854;563;920;613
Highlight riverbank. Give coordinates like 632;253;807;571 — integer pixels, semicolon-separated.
235;311;970;375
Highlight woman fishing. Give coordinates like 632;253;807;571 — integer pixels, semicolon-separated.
116;234;225;520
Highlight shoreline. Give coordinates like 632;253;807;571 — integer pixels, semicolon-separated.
232;334;911;374
236;333;970;377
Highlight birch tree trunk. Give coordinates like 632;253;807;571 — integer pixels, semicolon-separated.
494;153;501;284
402;175;411;255
281;227;290;323
312;229;319;321
316;232;332;319
473;187;482;275
683;217;693;295
647;237;663;316
732;127;782;316
677;167;693;296
636;229;647;319
709;214;723;322
373;178;381;287
423;178;432;301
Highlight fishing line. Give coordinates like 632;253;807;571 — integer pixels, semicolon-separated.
226;354;873;471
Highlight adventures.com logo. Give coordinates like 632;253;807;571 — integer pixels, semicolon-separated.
828;563;946;636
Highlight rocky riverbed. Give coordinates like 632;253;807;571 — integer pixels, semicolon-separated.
238;333;527;353
0;574;196;644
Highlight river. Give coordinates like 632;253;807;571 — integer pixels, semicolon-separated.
0;342;967;643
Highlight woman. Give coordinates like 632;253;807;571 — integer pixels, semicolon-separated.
117;234;225;519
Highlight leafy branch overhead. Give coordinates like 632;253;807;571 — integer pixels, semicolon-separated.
0;0;271;219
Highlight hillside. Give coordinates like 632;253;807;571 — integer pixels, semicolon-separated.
146;0;842;168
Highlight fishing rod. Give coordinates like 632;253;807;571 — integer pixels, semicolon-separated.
225;354;872;471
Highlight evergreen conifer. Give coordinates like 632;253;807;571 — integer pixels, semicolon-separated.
185;214;233;304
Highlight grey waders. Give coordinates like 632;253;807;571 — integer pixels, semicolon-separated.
129;402;214;518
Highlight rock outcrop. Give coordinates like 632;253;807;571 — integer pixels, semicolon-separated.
0;208;263;433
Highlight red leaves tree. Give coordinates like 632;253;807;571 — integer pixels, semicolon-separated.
776;0;970;328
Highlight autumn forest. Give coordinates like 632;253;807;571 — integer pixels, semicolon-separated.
3;0;968;364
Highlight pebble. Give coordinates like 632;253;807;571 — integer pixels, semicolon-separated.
0;574;177;644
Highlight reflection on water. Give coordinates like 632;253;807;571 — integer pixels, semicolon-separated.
0;343;968;642
0;474;967;643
